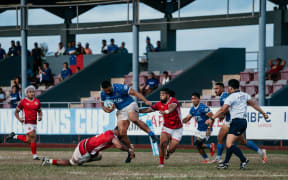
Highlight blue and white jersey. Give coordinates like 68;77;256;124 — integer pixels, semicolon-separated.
220;92;231;122
224;91;251;120
189;103;211;131
100;84;134;110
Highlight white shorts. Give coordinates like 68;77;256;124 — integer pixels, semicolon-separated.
161;126;183;142
194;130;209;141
70;143;91;166
224;120;231;128
116;102;139;121
24;124;37;134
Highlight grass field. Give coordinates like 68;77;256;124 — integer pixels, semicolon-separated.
0;148;288;180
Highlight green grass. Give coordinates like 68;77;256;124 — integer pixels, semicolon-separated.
0;149;287;180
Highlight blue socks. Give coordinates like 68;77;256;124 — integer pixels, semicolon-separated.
217;144;225;160
205;144;211;148
201;153;209;160
246;140;259;152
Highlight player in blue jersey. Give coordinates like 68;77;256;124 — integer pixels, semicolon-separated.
182;93;215;163
100;81;157;163
213;82;267;163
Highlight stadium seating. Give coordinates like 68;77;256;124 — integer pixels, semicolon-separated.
240;69;254;82
280;67;288;80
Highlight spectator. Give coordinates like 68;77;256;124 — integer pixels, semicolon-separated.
267;58;286;80
54;42;66;56
8;40;18;57
27;64;34;83
145;37;154;54
141;72;159;95
60;62;72;81
39;63;53;86
0;88;6;108
154;41;161;52
161;71;171;86
14;76;21;90
16;41;21;56
84;43;92;55
76;42;85;55
9;85;21;108
65;42;76;55
119;42;128;54
31;42;43;75
72;41;76;49
101;39;108;54
0;43;6;60
107;38;118;53
76;66;81;73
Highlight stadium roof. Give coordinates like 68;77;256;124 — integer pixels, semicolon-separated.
0;0;196;19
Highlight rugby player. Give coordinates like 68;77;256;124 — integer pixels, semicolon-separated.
213;82;267;163
211;79;268;169
100;81;157;163
139;88;182;167
41;127;135;166
6;85;42;160
182;93;215;163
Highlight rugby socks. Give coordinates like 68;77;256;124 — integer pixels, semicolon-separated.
201;153;209;160
159;156;164;165
216;144;225;160
224;145;246;163
16;135;27;142
30;143;37;155
246;140;263;156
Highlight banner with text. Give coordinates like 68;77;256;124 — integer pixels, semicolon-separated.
0;107;287;139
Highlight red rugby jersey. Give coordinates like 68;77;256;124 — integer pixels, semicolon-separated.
151;97;182;129
17;98;41;125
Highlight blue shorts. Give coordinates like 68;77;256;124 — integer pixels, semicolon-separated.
228;118;247;136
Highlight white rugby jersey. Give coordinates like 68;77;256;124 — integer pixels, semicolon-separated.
224;91;251;120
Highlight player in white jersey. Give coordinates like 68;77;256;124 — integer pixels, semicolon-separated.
210;79;268;169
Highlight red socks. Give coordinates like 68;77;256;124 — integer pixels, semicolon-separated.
30;143;37;155
17;135;27;142
52;160;57;165
159;156;164;165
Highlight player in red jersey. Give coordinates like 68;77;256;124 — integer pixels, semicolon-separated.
139;88;183;167
6;85;42;160
41;127;135;166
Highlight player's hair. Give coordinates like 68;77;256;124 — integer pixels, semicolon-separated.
64;62;68;66
114;126;118;131
101;81;112;89
161;88;176;97
215;82;224;88
228;79;240;89
192;92;200;99
163;71;168;75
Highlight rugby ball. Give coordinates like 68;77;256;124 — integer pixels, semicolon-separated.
104;100;114;109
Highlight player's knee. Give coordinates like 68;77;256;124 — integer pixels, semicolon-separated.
160;141;168;148
195;140;203;149
239;139;247;145
226;143;233;149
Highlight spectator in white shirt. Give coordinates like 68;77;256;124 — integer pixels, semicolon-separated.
54;42;66;56
161;71;171;86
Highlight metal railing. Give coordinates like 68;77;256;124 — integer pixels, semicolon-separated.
0;99;222;109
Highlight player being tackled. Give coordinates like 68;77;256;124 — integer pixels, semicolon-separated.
42;127;134;166
6;85;42;160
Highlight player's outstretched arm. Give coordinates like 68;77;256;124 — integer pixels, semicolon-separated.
247;99;269;119
159;103;177;115
211;105;229;120
129;88;152;106
182;114;192;123
112;138;135;158
14;108;24;123
139;107;154;113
